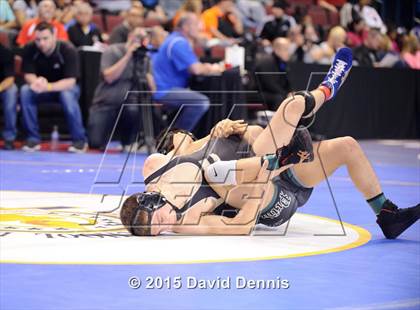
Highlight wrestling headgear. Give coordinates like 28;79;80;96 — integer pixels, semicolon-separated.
129;191;182;236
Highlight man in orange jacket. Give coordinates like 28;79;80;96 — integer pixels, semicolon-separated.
16;0;68;47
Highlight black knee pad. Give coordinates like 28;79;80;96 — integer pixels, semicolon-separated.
294;91;315;119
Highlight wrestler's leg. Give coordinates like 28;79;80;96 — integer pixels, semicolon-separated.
252;47;353;155
239;156;291;184
241;125;264;145
205;153;292;188
292;137;381;199
293;137;420;239
252;91;320;155
209;136;378;230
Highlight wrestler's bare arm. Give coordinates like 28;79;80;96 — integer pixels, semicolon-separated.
173;182;267;235
204;155;286;191
173;214;254;235
172;161;278;235
172;120;253;156
143;120;258;178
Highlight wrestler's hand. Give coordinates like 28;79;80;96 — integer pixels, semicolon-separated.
212;119;247;138
211;119;228;138
231;120;248;136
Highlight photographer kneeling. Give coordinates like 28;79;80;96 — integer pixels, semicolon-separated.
88;27;155;151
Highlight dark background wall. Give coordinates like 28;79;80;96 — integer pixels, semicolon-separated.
287;63;420;139
381;0;418;30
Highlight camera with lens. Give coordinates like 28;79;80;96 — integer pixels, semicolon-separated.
133;45;149;60
132;29;154;61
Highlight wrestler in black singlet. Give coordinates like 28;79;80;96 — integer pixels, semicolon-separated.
144;135;255;215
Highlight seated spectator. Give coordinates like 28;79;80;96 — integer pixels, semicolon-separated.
288;24;304;57
300;14;325;44
340;1;354;29
254;37;291;111
310;26;346;64
386;25;401;53
12;0;39;29
16;0;68;47
172;0;209;43
218;6;244;39
20;22;86;152
148;25;167;66
55;0;76;26
353;28;381;67
67;2;103;47
138;0;167;24
149;25;168;50
0;0;17;30
375;34;405;68
356;0;386;34
109;5;144;44
412;25;420;43
201;0;243;42
401;34;420;70
88;27;154;151
0;43;18;150
341;0;386;34
173;0;203;28
346;17;366;48
292;24;322;63
260;0;296;46
303;24;320;45
152;13;223;131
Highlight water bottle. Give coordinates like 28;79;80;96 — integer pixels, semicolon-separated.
51;125;59;151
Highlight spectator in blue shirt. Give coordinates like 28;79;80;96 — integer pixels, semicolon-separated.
152;12;223;131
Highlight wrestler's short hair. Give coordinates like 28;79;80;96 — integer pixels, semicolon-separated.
120;194;150;236
155;128;196;155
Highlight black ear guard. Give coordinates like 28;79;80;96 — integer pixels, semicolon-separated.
129;191;182;236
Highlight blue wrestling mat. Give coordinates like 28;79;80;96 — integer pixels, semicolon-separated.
0;141;419;309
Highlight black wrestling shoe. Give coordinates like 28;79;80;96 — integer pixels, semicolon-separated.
277;127;314;165
264;127;314;171
376;200;420;239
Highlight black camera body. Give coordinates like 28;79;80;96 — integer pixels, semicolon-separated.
132;45;149;60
